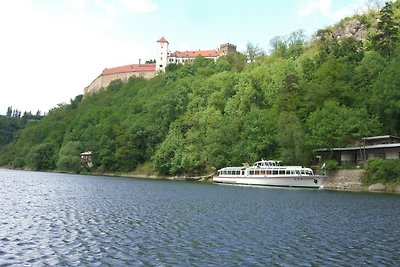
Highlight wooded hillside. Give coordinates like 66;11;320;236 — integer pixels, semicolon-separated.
1;1;399;176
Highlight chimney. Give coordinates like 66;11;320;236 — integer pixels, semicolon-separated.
139;58;141;65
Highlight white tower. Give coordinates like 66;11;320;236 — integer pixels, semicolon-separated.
156;36;169;73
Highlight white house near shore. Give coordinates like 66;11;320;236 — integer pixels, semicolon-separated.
314;135;400;165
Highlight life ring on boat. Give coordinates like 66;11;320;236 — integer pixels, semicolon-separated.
313;179;318;184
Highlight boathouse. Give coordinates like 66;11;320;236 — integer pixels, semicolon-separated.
314;135;400;165
80;151;93;168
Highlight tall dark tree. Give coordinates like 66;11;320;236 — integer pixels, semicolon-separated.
6;107;12;117
370;44;400;135
372;1;400;57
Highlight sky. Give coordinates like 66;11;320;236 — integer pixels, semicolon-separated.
0;0;374;115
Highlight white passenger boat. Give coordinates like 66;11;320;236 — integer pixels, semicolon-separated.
213;159;326;189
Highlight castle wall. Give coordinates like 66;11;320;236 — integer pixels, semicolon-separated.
84;76;103;95
84;37;236;95
84;70;156;95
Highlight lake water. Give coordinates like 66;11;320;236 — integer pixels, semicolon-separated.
0;169;399;266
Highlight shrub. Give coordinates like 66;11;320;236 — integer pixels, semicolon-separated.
325;159;339;170
361;158;400;185
28;143;56;171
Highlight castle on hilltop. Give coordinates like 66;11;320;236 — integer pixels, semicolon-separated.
84;36;236;94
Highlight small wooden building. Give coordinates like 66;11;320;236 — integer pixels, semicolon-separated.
314;135;400;165
80;151;93;168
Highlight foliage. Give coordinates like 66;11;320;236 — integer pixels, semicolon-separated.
361;158;400;185
0;116;25;146
371;1;400;57
1;4;400;175
57;141;82;173
305;101;381;149
244;42;265;62
277;112;306;165
325;160;339;171
369;43;400;134
28;143;56;171
270;29;306;59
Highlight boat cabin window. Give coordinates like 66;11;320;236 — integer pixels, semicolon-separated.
279;170;285;175
223;170;242;175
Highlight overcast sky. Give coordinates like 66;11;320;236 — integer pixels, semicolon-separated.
0;0;374;115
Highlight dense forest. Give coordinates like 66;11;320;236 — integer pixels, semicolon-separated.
1;1;399;176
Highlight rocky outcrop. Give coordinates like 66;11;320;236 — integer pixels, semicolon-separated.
331;19;368;41
322;169;364;191
368;183;386;192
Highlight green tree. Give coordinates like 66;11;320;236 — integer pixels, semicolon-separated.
333;37;364;63
152;125;185;175
244;42;264;62
28;143;56;171
225;52;247;71
277;112;306;165
303;58;355;111
353;51;386;90
274;73;303;114
306;101;382;149
370;44;400;134
371;1;400;57
236;108;278;163
57;141;82;173
269;35;287;56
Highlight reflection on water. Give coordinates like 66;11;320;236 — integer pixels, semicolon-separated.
0;169;399;266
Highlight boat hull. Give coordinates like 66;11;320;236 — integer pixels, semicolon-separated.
213;175;326;189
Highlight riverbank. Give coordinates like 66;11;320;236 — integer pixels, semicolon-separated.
87;171;212;182
2;166;399;193
91;168;400;193
323;169;400;194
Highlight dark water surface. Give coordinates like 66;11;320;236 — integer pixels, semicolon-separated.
1;169;399;266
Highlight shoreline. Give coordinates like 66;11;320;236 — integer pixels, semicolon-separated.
2;167;399;194
83;169;400;194
323;169;400;194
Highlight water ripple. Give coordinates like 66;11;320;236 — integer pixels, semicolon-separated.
0;169;400;266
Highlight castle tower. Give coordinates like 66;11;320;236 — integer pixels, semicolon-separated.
219;43;237;56
156;36;169;73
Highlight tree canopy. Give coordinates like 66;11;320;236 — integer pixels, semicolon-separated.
1;1;399;175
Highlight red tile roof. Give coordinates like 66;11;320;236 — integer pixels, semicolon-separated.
101;64;156;76
157;36;169;43
170;49;219;58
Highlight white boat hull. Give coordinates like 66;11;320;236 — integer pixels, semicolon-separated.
213;175;326;189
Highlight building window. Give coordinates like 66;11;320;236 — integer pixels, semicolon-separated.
159;64;163;68
375;153;386;159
